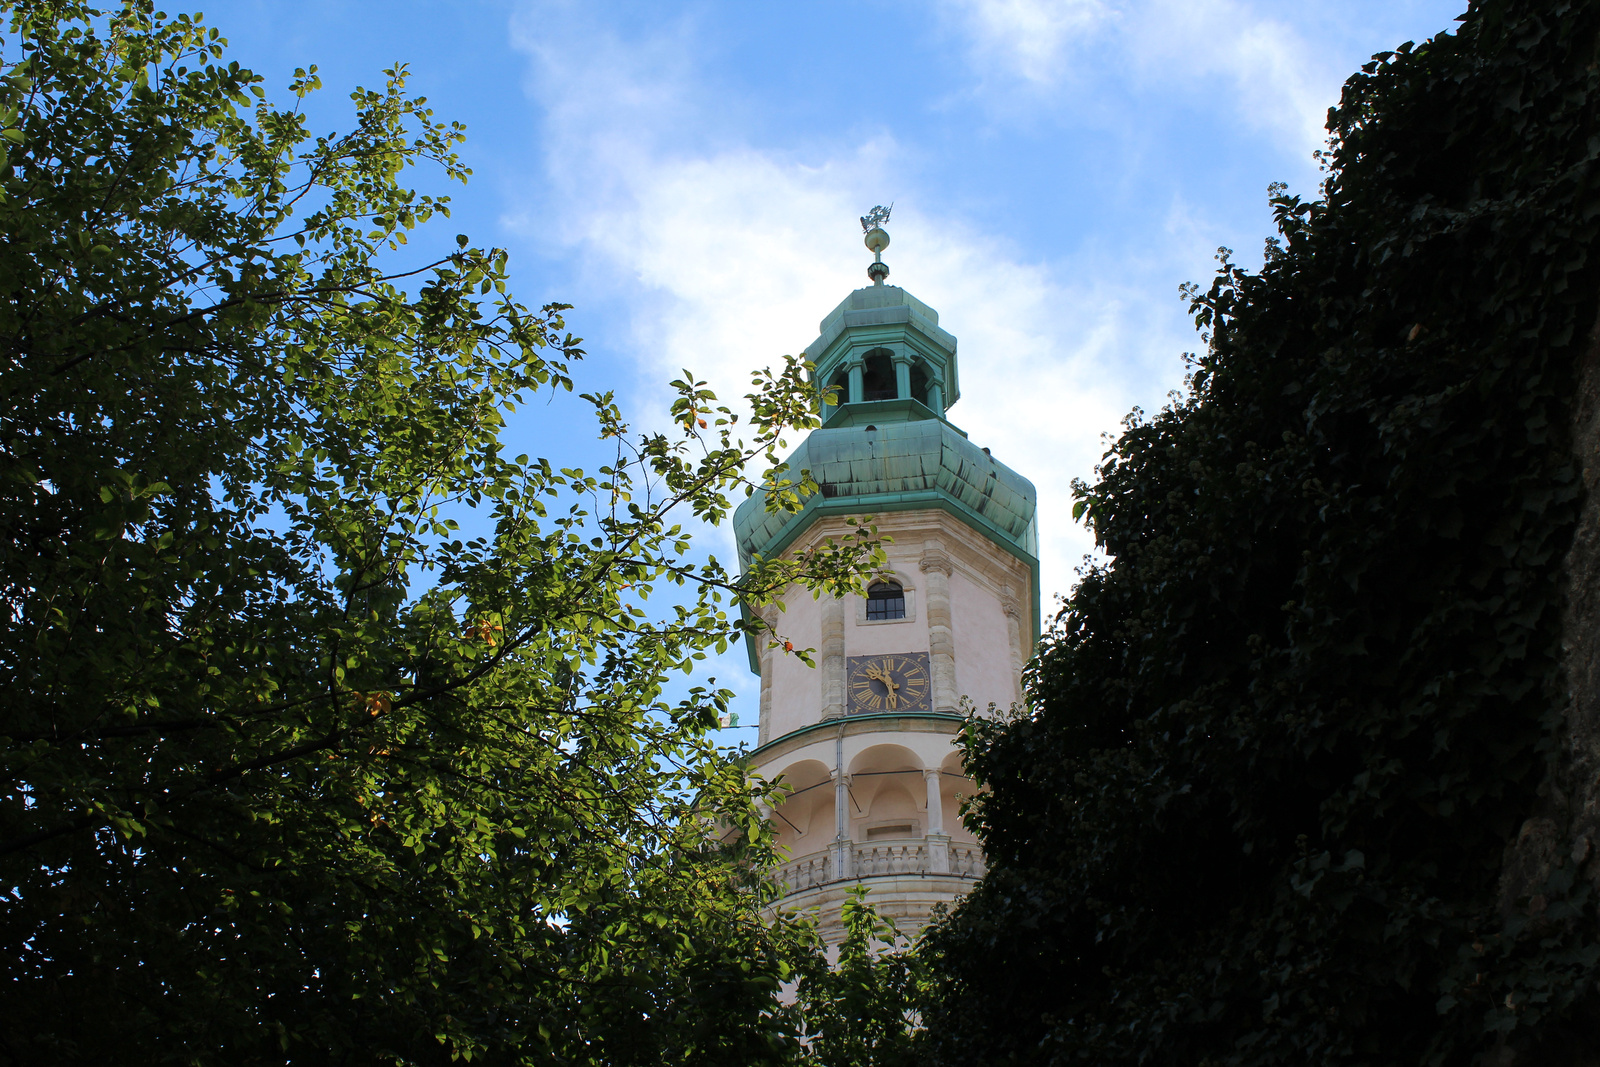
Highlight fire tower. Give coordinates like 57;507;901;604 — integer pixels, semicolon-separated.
732;210;1040;942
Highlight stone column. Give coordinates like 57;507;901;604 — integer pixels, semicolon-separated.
831;726;850;881
923;768;945;835
920;541;958;714
1002;586;1026;708
923;768;951;874
821;593;846;719
832;770;851;881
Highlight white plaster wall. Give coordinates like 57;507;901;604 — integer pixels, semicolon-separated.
848;745;925;841
776;789;835;858
859;782;920;834
842;558;928;658
939;774;979;844
949;569;1022;712
757;509;1035;743
764;589;823;741
846;742;923;778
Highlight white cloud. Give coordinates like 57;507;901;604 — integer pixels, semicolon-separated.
493;0;1466;738
508;5;1203;617
940;0;1338;153
1132;0;1337;150
940;0;1114;87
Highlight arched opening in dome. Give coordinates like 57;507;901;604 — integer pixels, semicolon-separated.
866;580;906;621
829;366;850;407
861;348;896;401
910;362;931;407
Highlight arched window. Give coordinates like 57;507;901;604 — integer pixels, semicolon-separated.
861;348;896;401
829;366;850;407
910;362;931;406
865;580;906;621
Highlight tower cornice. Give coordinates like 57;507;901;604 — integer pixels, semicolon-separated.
744;709;966;766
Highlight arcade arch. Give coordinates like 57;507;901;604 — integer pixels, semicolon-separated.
770;758;833;858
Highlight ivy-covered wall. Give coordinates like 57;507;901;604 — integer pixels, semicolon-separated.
922;2;1600;1064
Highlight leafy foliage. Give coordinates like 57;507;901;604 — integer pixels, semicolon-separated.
0;3;882;1063
923;2;1600;1064
793;889;928;1067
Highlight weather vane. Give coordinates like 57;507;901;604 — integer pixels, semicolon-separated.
860;204;893;233
860;204;893;285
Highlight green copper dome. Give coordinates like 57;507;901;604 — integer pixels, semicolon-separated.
732;409;1038;571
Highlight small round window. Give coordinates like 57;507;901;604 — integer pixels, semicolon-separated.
865;581;906;621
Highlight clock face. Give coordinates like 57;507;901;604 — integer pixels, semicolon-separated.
846;653;932;714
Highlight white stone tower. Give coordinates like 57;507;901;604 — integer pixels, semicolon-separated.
732;210;1039;942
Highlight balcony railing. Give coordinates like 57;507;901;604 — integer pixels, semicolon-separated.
776;850;833;894
773;837;988;897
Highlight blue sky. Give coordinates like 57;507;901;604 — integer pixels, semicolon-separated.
202;0;1464;740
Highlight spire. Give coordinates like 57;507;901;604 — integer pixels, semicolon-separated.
860;203;892;285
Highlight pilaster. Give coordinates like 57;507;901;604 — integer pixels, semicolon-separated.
1002;587;1026;707
920;540;958;714
821;594;846;719
757;603;779;747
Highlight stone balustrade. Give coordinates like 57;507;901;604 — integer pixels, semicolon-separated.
775;850;833;895
773;837;987;898
853;841;928;877
949;843;985;878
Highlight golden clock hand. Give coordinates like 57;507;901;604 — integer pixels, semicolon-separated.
863;663;900;708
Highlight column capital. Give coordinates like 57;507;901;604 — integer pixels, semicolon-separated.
923;767;942;781
1002;597;1023;621
919;551;953;576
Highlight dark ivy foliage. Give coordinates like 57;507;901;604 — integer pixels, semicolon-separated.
923;2;1600;1064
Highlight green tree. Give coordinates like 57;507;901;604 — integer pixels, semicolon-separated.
0;3;879;1063
923;1;1600;1064
793;889;927;1067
